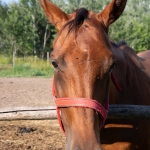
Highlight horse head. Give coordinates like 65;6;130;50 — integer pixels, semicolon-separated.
40;0;127;149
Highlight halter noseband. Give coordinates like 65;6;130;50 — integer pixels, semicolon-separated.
52;72;121;135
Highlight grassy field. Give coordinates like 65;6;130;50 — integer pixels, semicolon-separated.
0;55;54;77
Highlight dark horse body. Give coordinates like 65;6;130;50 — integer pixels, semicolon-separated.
101;44;150;149
40;0;150;149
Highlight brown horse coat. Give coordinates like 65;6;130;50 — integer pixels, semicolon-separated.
138;50;150;77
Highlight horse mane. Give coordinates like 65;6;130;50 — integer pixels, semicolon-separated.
117;40;127;47
62;8;89;33
110;40;127;48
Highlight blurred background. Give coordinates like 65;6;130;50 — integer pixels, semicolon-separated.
0;0;150;77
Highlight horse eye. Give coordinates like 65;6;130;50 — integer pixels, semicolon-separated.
51;60;58;69
110;60;117;71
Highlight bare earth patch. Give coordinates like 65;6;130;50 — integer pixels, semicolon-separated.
0;120;66;150
0;78;66;149
0;78;55;108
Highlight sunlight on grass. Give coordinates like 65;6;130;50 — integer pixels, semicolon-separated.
0;55;54;77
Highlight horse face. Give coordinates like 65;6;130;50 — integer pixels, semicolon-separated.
40;0;127;149
51;11;114;100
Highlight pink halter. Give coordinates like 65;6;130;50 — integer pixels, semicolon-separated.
52;72;121;135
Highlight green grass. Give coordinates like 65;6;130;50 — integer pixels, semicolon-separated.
0;55;54;77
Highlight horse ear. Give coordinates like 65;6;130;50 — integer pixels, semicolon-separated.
98;0;127;27
40;0;69;31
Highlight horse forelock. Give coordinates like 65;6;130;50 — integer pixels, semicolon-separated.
62;8;89;33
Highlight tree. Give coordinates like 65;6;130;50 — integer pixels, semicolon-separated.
109;0;150;52
0;0;149;57
0;0;56;58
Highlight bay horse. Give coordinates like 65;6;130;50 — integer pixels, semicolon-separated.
40;0;150;149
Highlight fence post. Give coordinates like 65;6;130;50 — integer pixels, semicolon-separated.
13;51;16;67
47;52;50;65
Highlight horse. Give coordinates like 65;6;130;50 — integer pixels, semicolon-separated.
40;0;150;149
137;50;150;77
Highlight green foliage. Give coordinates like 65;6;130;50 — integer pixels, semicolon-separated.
0;0;55;58
109;0;150;53
0;55;11;64
0;65;53;77
52;0;110;13
0;55;54;77
0;0;150;56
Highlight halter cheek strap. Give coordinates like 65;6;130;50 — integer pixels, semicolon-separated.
52;72;121;135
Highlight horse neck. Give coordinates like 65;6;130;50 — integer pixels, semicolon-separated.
110;44;150;105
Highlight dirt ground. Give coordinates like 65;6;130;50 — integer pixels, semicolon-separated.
0;78;55;108
0;120;66;150
0;78;66;150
